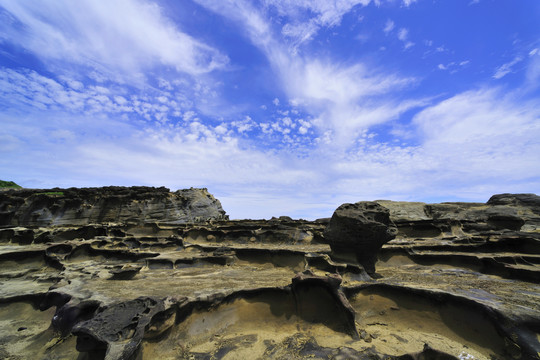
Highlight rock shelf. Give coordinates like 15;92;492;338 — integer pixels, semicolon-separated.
0;188;539;359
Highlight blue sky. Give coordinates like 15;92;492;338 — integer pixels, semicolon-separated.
1;0;539;219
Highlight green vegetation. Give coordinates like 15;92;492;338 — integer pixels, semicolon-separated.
0;180;22;189
35;192;64;196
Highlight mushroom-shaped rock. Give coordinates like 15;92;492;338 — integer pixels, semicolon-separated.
323;201;397;275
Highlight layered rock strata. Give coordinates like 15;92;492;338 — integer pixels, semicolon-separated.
0;189;538;360
0;186;228;226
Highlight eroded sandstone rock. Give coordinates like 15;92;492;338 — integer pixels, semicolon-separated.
323;202;398;275
0;191;539;360
0;186;227;226
72;296;181;360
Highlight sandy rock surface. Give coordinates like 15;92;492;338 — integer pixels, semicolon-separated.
0;189;539;359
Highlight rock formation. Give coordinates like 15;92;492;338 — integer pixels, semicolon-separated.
0;188;539;360
323;201;398;275
0;186;228;226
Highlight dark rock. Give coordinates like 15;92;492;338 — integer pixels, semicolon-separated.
34;231;54;243
263;333;460;360
108;266;142;280
323;202;397;274
314;217;331;224
379;193;540;234
0;186;227;226
400;343;459;360
52;299;101;336
291;271;358;338
487;193;540;211
10;228;34;244
72;296;181;360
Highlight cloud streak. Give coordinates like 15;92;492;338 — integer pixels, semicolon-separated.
0;0;228;82
193;0;419;146
493;56;523;79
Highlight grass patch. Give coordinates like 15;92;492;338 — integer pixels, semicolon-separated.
0;180;22;189
35;192;64;196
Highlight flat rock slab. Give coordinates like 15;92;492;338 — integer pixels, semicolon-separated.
0;192;539;359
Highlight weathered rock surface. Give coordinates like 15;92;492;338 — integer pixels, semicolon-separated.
324;202;398;274
0;186;227;226
72;296;181;360
0;189;539;360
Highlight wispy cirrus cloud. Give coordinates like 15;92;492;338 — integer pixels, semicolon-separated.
0;0;228;82
193;0;419;146
493;56;524;79
324;87;540;203
525;48;540;88
265;0;371;47
413;88;540;183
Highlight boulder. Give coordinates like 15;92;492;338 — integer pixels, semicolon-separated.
487;193;540;211
323;202;397;275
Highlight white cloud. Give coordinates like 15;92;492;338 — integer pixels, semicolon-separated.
275;59;418;146
291;60;414;104
396;27;414;49
310;88;540;210
265;0;371;46
182;110;197;122
383;19;395;34
0;67;210;125
114;96;128;105
413;88;540;180
397;28;408;41
525;48;540;88
5;87;538;219
355;33;370;43
0;0;229;82
0;105;322;218
281;22;319;45
402;0;417;6
493;56;523;79
231;116;256;133
192;0;418;146
403;41;414;49
195;0;374;54
437;61;469;72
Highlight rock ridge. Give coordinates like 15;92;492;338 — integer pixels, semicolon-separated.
0;186;228;227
